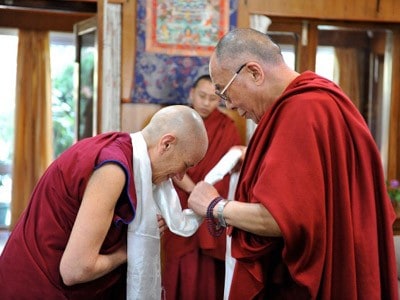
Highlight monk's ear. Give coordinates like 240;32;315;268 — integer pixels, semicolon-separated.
246;62;264;86
159;134;176;154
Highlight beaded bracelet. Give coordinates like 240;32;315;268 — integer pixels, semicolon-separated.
206;196;224;237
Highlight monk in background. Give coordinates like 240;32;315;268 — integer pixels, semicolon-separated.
188;28;398;299
162;74;243;300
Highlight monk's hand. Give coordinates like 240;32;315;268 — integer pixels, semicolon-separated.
157;214;167;235
188;181;219;217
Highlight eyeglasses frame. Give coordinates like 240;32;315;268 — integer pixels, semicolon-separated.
215;63;247;101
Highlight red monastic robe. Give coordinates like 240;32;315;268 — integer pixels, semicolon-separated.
162;109;242;300
0;132;136;299
229;71;398;299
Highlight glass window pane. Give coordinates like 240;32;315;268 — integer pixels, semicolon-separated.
0;30;17;228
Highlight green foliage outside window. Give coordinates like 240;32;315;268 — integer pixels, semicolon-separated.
52;63;75;158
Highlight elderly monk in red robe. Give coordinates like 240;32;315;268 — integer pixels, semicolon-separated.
0;105;208;299
162;74;243;300
188;28;398;299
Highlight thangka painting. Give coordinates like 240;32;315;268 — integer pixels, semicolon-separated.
131;0;237;104
146;0;229;57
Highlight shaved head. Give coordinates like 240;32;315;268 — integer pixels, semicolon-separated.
141;105;208;183
209;28;299;124
213;28;283;70
142;105;208;151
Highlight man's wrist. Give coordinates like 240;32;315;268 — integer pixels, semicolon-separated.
206;196;224;236
215;199;230;227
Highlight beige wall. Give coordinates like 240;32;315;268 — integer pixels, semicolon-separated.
121;103;161;133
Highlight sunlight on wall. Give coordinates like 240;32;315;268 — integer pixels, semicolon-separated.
281;45;335;81
316;46;335;81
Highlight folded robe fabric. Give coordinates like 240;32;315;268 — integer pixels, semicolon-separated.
127;132;202;300
229;71;398;299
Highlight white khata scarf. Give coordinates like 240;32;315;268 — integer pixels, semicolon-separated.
203;148;243;300
127;132;202;300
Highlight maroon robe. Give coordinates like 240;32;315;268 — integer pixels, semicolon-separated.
0;132;136;299
162;109;242;300
229;71;398;299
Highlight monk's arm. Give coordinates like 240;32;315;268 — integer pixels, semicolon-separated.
173;173;195;193
219;201;282;237
59;163;127;286
188;181;282;237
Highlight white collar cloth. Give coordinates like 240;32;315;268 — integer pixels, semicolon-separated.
127;132;202;300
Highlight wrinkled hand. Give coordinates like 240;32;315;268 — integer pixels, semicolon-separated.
230;145;247;173
188;181;219;217
157;214;167;235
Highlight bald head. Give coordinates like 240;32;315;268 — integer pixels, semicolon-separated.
142;105;208;149
141;105;208;184
213;28;284;70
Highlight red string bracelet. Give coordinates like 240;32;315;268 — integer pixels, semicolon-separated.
206;196;224;237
